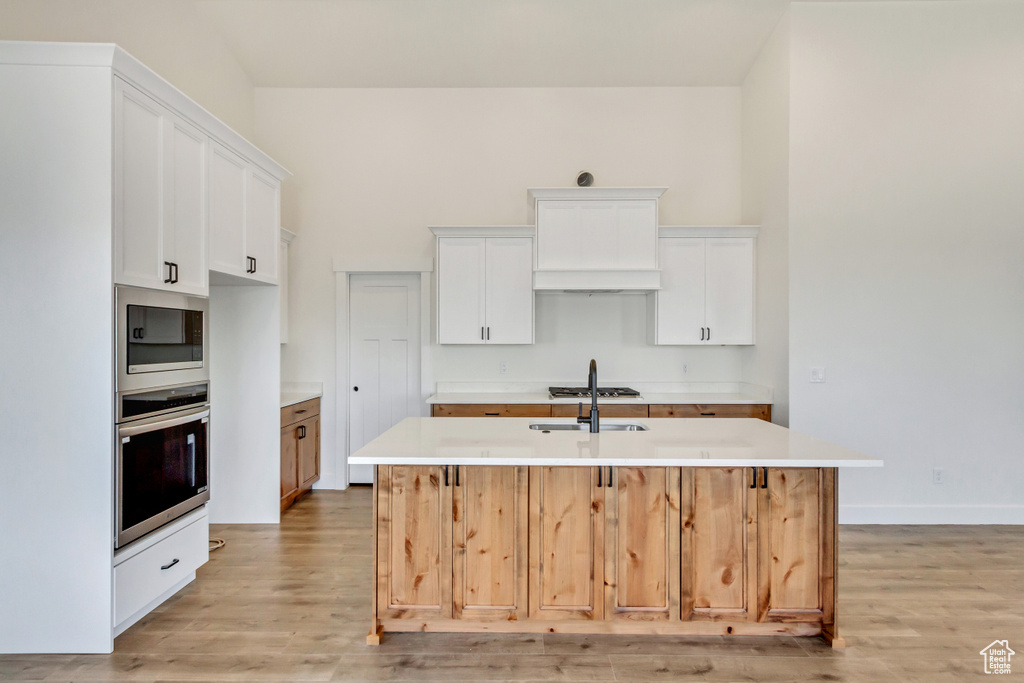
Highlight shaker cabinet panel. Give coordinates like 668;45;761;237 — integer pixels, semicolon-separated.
246;167;279;281
113;79;207;296
484;238;534;344
436;235;533;345
437;237;486;344
208;142;248;277
649;235;755;346
208;141;280;284
704;238;755;345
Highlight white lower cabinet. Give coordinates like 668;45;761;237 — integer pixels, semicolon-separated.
433;228;534;345
113;508;209;634
648;228;757;345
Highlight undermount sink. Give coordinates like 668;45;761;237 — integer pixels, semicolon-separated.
529;422;648;432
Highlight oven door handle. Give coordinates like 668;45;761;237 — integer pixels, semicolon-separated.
187;433;196;487
119;406;210;437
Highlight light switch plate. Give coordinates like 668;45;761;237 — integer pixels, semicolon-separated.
810;367;826;383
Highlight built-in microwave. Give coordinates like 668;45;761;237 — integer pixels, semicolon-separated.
116;286;209;393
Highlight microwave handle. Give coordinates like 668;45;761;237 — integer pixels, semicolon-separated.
187;433;196;487
119;406;210;437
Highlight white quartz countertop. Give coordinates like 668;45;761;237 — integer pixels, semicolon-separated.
427;392;770;405
281;391;322;408
349;417;883;468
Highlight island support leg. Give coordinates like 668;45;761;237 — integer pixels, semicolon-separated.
367;465;383;646
821;468;845;649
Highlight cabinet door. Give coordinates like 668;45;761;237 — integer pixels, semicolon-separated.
377;466;453;620
298;416;320;490
114;80;166;290
704;238;754;345
528;466;604;621
280;425;299;505
681;468;757;622
208;142;248;277
165;115;207;295
453;466;528;621
484;238;533;344
653;238;706;345
246;167;279;282
604;467;680;622
757;468;826;622
437;238;486;344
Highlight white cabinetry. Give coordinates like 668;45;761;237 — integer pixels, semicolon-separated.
280;228;296;343
113;507;208;635
432;227;534;345
529;188;665;290
648;226;757;345
209;141;280;284
114;78;207;296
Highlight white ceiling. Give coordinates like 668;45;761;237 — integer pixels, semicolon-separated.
195;0;791;88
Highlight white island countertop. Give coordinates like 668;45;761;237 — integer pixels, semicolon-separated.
349;417;883;468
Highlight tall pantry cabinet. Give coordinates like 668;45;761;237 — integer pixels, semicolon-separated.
0;41;289;654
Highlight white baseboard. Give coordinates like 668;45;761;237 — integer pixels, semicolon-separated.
840;505;1024;525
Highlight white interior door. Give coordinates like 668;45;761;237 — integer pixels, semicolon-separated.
348;273;422;484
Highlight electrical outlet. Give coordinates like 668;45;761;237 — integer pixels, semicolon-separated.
810;367;826;383
499;361;508;375
682;364;687;374
933;467;945;484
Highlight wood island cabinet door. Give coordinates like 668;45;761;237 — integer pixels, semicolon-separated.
756;467;829;623
528;467;604;621
297;416;320;490
452;466;528;621
280;426;298;504
377;466;453;620
680;467;757;622
604;467;680;622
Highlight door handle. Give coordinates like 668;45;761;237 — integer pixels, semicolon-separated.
607;466;613;488
481;326;485;341
750;467;757;489
172;262;179;283
161;558;180;571
164;261;174;284
597;466;602;488
297;425;306;439
486;327;490;341
761;467;768;489
455;465;460;487
700;327;705;341
444;465;449;487
706;327;710;342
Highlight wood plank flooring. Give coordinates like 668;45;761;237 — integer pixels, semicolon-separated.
2;489;1022;681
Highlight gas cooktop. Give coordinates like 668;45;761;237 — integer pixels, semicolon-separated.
548;386;641;399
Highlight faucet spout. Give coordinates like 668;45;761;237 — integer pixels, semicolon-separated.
577;359;600;433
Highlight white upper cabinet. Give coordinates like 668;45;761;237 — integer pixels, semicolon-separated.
529;188;665;291
208;140;280;284
648;227;757;346
433;227;534;345
114;79;207;296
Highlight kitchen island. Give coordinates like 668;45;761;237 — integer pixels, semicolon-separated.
349;417;882;648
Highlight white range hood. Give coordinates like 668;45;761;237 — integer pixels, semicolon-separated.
528;187;666;291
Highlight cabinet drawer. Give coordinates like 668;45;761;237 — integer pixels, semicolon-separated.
282;398;320;427
551;403;649;419
649;404;771;421
432;404;552;418
114;515;209;626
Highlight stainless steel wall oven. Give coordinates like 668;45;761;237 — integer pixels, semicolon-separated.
115;286;211;548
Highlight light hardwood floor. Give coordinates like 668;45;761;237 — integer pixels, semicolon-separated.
2;489;1022;681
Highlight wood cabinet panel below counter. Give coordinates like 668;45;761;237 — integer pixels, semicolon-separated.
281;398;320;512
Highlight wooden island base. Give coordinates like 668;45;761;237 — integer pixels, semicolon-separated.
367;465;843;648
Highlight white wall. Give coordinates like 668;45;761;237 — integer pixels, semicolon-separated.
0;64;114;653
789;1;1024;523
255;87;745;487
209;285;281;523
0;0;256;138
741;12;790;427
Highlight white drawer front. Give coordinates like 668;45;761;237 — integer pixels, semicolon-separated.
114;516;209;626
